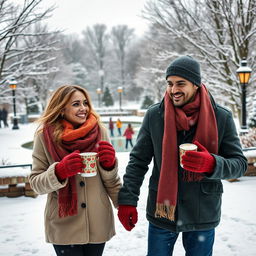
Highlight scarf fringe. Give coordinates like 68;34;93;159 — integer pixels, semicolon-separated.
58;196;78;218
155;203;176;221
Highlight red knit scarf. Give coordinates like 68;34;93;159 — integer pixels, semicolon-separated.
155;85;218;221
43;114;101;218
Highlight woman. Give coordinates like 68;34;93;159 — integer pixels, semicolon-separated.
123;123;134;149
29;85;121;256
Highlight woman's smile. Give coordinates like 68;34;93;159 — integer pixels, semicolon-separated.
62;91;90;127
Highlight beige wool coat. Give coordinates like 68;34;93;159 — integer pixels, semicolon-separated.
29;126;122;245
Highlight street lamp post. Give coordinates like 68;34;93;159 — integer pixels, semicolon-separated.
236;58;252;133
96;88;102;108
9;79;19;130
117;86;123;111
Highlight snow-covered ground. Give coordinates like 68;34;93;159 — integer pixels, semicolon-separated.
0;123;256;256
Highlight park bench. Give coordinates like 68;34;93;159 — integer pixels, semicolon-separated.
0;164;37;198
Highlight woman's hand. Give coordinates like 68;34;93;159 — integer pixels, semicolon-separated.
55;150;83;180
97;141;116;170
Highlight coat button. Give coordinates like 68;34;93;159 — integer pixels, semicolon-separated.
80;181;85;187
81;203;86;208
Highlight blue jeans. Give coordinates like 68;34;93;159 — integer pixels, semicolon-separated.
147;223;215;256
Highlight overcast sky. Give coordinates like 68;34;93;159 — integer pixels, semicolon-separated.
41;0;149;36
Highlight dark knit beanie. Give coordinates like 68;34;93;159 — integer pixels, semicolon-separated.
165;56;201;87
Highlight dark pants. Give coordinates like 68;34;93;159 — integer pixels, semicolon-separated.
125;139;133;149
3;118;8;127
53;243;105;256
147;223;215;256
118;128;121;136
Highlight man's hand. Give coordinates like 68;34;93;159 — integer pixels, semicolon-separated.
117;205;138;231
182;141;215;173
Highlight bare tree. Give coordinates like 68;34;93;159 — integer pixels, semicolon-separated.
61;34;86;65
143;0;256;120
0;0;62;113
0;0;56;82
132;27;170;102
82;24;109;92
9;22;61;112
111;25;134;88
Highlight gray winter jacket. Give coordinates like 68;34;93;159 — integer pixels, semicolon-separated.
118;97;247;232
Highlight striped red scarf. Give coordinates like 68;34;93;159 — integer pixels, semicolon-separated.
155;85;218;221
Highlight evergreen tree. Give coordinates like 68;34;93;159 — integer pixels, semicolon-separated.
102;87;114;106
141;95;154;109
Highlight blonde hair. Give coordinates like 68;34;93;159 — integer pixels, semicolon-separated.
36;85;101;144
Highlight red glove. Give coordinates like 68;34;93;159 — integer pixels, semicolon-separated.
97;141;116;170
182;141;216;173
118;205;138;231
55;150;83;180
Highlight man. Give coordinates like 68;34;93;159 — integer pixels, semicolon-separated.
109;117;114;137
117;56;247;256
2;108;8;127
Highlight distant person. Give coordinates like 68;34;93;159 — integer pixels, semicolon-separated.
123;123;134;149
109;117;114;137
2;108;8;127
116;118;122;136
0;108;2;128
29;85;121;256
117;56;247;256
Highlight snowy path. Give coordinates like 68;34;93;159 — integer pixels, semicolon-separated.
0;124;256;255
